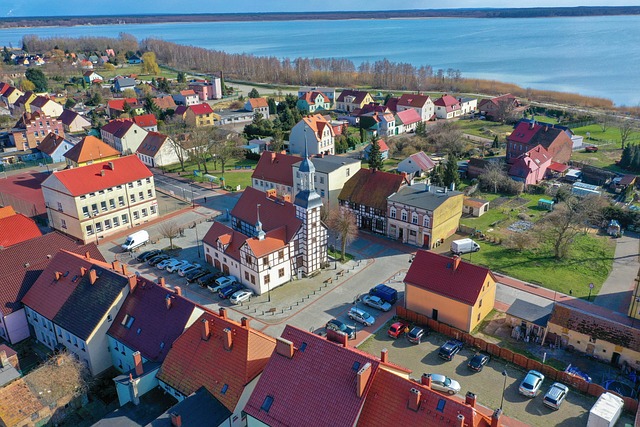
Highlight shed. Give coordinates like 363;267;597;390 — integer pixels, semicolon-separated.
565;168;582;182
463;197;489;217
537;198;555;211
506;299;553;344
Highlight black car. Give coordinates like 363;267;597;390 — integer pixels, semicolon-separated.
467;353;490;372
407;326;426;344
196;272;219;287
326;319;356;339
438;340;463;361
147;254;170;266
218;283;242;299
137;249;161;262
185;268;208;283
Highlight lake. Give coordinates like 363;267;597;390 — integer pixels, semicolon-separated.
1;16;639;106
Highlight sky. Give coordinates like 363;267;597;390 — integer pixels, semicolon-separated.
3;1;640;18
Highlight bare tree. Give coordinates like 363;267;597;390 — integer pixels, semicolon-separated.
165;119;190;171
326;208;358;262
495;98;517;124
478;160;507;193
427;121;466;157
188;127;213;174
504;232;538;252
618;118;637;149
210;137;242;175
158;221;181;249
599;111;614;132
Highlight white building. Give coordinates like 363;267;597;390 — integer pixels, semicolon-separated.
101;119;148;154
396;93;435;122
289;114;335;156
42;155;158;244
136;131;184;168
172;89;199;106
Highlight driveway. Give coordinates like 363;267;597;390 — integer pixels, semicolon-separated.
594;233;640;313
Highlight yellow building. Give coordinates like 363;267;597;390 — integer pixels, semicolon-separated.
387;183;463;248
184;103;219;127
404;250;496;332
63;135;120;167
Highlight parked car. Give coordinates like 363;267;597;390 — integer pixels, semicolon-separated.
178;263;201;277
185;268;209;283
519;370;545;398
407;327;426;344
369;283;398;304
438;340;463;361
326;319;356;339
208;275;237;293
387;321;409;339
348;307;375;326
166;259;190;273
156;258;177;270
543;382;569;410
196;272;218;287
467;353;490;372
218;283;242;299
137;249;161;262
585;145;599;152
361;295;392;312
428;374;461;395
230;290;253;305
147;254;170;266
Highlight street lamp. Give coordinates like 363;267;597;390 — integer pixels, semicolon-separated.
267;266;272;302
588;282;594;301
194;223;201;258
191;184;195;209
500;370;508;411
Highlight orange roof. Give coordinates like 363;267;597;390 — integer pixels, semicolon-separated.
301;114;334;142
107;98;139;111
0;213;42;247
464;197;489;208
244;227;287;258
0;206;16;219
248;97;268;109
202;222;248;261
156;310;276;412
180;89;196;96
132;113;157;128
63;135;120;163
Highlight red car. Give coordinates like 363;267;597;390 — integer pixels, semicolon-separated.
585;145;598;152
388;321;409;339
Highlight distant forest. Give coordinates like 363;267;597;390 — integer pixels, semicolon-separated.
2;6;640;28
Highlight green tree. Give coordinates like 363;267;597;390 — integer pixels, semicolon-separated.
415;121;427;137
2;46;11;64
20;79;35;92
443;155;461;189
122;101;132;115
89;91;103;106
248;88;260;98
122;88;137;99
157;78;170;93
367;136;384;171
335;135;349;154
145;95;161;116
25;68;48;91
141;52;160;75
267;97;277;115
64;98;76;109
177;71;186;83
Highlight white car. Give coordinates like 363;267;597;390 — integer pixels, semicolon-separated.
362;295;392;312
156;258;177;270
230;290;253;305
428;374;461;395
166;260;190;273
178;263;201;277
207;275;237;293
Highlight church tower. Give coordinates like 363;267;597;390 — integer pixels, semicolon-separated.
294;130;327;276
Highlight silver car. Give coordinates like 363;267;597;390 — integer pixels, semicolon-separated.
361;295;392;312
543;383;569;410
428;373;461;395
519;370;545;398
348;307;376;326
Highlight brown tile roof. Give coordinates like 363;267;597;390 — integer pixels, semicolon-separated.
245;227;287;258
63;135;120;163
251;151;302;187
152;95;177;110
301;114;334;142
338;168;406;212
0;213;42;248
248;97;268;109
37;132;67;156
0;378;43;426
136;131;169;157
336;89;371;104
464;197;489;208
156;310;275;412
202;222;248;261
398;93;431;108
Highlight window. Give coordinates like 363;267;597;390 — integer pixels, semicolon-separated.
133;211;140;220
118;196;125;206
150;205;156;214
411;213;418;224
137;180;142;186
61;218;67;229
245;271;250;280
436;399;446;412
105;219;111;229
250;275;255;284
109;199;116;209
261;396;274;413
100;201;107;211
142;208;148;217
390;207;396;219
128;182;134;188
91;203;98;214
477;313;481;321
320;189;325;198
139;191;144;200
146;178;151;184
122;314;135;329
98;190;105;195
113;216;120;227
263;257;269;266
130;194;136;203
82;206;89;218
122;214;129;224
278;250;284;259
57;202;63;211
589;336;597;343
80;195;86;200
409;230;417;237
95;222;102;232
319;176;324;184
423;216;430;228
401;210;408;222
245;254;253;265
147;189;153;198
86;224;93;235
107;187;113;192
264;274;270;284
279;268;285;278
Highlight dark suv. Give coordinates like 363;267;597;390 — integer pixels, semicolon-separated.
326;319;356;339
196;272;219;287
218;283;242;299
438;340;463;361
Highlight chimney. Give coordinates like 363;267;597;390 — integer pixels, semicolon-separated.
491;409;502;427
165;294;172;310
85;251;91;260
170;413;182;427
421;373;432;389
55;271;62;281
465;391;477;407
219;307;228;319
241;317;250;328
111;260;120;271
452;255;461;271
270;152;276;162
174;286;182;296
356;362;372;398
80;266;87;276
282;194;291;203
276;337;294;359
529;121;535;130
408;387;421;411
201;318;210;341
223;327;233;351
100;169;105;177
457;414;465;427
132;351;143;376
158;277;166;287
128;275;137;293
108;161;115;170
380;348;388;363
89;269;98;285
121;264;128;276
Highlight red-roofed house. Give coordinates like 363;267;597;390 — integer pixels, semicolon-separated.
433;94;462;119
395;108;422;134
507;121;573;164
42;155;157;243
289;114;335;156
172;89;199;106
57;109;92;133
297;91;331;113
336;89;373;112
131;113;158;132
0;212;42;248
63;135;120;167
404;250;497;332
397;93;435;122
251;151;303;198
136;131;182;168
478;93;525;122
151;95;177;111
185;103;217;127
156;308;275;425
83;70;104;84
107;97;144;118
338;168;407;235
101;119;148;154
245;97;270;119
397;151;436;178
508;144;552;185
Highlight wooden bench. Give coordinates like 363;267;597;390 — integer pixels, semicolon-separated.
323;278;333;285
336;270;345;277
266;308;276;314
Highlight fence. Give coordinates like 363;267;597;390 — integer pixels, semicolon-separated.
396;306;639;414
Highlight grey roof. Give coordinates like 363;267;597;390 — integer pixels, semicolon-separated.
0;363;20;387
387;184;462;211
149;386;232;427
115;77;136;87
93;387;176;427
293;155;360;174
294;189;323;209
506;299;553;327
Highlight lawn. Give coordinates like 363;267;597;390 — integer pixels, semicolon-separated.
164;157;257;190
96;64;179;81
455;119;513;140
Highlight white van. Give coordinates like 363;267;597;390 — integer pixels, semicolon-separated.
121;230;150;251
451;238;480;255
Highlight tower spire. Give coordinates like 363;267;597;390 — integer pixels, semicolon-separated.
255;204;265;240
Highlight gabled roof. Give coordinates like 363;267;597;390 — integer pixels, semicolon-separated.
107;279;198;363
433;94;461;112
107;98;139;112
231;187;302;243
44;155;152;197
0;233;103;316
365;139;389;152
0;206;16;219
189;103;214;116
0;213;42;248
244;325;384;427
300;114;334;142
388;184;462;212
508;121;570;150
151;386;232;427
509;144;551;178
300;91;329;105
247;97;268;109
408;151;436;171
395;108;421;125
136;132;169;158
404;250;495;306
397;93;431;108
336;89;370;104
464;197;489;208
174;105;188;116
251;151;302;187
29;96;50;109
57;109;87;127
478;93;517;108
338;168;406;212
115;77;136;87
63;135;120;163
547;162;569;173
179;89;196;96
36;132;67;156
156;310;276;412
132;114;157;128
202;222;248;261
151;95;177;110
244;227;288;258
292;155;360;174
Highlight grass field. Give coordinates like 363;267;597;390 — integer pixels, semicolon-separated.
164;157;257;190
97;64;179;81
455;119;513;140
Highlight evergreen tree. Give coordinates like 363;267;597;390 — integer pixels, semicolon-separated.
620;145;632;169
430;164;445;187
367;136;384;171
25;68;48;92
122;101;132;116
177;71;186;83
145;95;161;116
492;135;500;149
2;47;11;64
248;88;260;98
267;97;277;115
443;155;461;189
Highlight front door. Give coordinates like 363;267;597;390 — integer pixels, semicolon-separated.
423;234;430;248
222;264;229;275
432;309;439;321
361;217;372;231
611;352;621;366
398;228;404;241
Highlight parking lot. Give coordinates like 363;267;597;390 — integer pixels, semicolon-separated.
358;323;636;427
